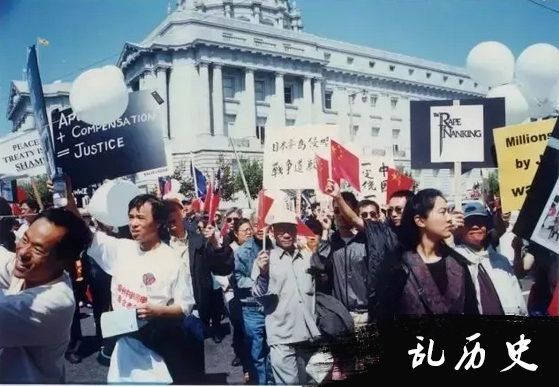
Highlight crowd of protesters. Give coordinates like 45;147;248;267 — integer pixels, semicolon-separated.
0;175;557;385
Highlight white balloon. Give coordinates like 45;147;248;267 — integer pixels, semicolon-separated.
486;84;529;125
70;66;129;126
170;179;181;194
515;43;559;101
87;180;142;229
466;42;515;88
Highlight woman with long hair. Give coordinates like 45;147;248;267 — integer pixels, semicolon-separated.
377;189;479;317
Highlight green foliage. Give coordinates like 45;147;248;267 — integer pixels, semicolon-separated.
486;170;500;197
170;160;195;196
19;174;51;205
216;154;236;202
233;158;263;200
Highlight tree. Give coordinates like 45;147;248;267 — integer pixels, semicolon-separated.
19;174;51;206
170;160;195;196
485;170;500;197
216;154;236;202
233;158;263;200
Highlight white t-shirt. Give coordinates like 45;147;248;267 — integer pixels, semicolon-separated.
0;246;75;384
87;231;195;384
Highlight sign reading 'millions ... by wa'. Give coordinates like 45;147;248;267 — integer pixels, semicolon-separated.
51;90;168;190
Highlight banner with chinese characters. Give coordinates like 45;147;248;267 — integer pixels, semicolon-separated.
360;156;395;202
263;125;341;191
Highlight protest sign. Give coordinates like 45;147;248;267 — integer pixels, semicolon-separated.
410;98;505;170
514;119;559;255
0;130;47;177
26;45;56;179
360;156;395;202
263;125;341;191
51;90;168;190
493;119;556;213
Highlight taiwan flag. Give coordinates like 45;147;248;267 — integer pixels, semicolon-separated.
190;161;207;200
331;140;360;192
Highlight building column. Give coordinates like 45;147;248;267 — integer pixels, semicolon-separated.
198;62;211;136
168;51;197;148
155;68;169;138
212;64;224;136
313;77;324;124
271;72;286;128
301;76;313;125
243;68;257;139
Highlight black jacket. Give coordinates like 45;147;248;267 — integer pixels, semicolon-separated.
315;292;354;339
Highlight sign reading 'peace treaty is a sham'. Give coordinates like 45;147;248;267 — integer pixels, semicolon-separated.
51;90;168;190
410;98;505;170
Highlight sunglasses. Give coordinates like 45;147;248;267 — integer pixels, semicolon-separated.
226;217;239;223
387;206;404;215
360;211;378;219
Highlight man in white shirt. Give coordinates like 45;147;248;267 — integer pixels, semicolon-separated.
0;208;92;383
253;208;321;385
66;189;195;384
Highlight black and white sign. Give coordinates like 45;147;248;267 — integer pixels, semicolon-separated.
514;119;559;255
0;130;46;177
51;90;168;190
410;98;505;169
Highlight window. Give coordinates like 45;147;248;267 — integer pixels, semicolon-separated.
352;126;359;137
369;61;375;68
284;85;293;104
286;119;295;126
393;144;399;153
223;76;235;99
255;80;265;101
391;97;398;110
347;57;354;64
130;79;140;92
392;129;400;139
256;117;267;145
324;52;331;60
389;65;396;72
459;79;464;85
224;114;236;137
370;94;377;107
443;76;448;83
474;82;478;88
426;72;432;79
371;127;380;137
325;90;333;109
408;69;414;76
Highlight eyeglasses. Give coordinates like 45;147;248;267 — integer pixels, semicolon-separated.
387;206;404;215
237;228;252;234
360;211;378;219
226;217;239;223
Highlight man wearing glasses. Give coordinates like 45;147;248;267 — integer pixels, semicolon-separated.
357;200;381;223
179;193;199;234
385;190;414;230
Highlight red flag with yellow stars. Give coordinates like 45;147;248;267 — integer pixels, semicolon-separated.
330;140;361;192
386;167;415;203
315;154;330;194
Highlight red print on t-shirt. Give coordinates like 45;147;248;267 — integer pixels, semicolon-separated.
142;273;156;286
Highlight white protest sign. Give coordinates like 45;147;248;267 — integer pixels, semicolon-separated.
0;130;47;177
263;125;341;191
360;155;395;201
430;105;484;163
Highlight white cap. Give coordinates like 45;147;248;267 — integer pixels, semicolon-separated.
163;192;188;208
266;207;298;225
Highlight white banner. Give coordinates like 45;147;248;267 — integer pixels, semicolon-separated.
430;105;484;163
339;155;395;203
0;130;47;177
263;125;341;191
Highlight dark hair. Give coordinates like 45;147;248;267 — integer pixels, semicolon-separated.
19;198;40;212
0;198;15;252
358;199;380;214
225;207;242;218
34;208;93;262
128;194;168;229
305;217;323;236
399;189;445;250
389;190;415;202
311;203;321;211
233;218;251;234
340;191;358;210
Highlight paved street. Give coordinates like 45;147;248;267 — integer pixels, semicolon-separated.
66;277;533;384
66;310;245;385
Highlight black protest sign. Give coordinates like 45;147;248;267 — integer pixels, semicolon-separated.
410;98;505;170
513;119;559;255
51;90;167;190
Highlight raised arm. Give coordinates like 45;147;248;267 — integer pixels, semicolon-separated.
325;179;364;232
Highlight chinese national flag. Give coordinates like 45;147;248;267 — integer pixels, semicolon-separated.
191;198;202;213
315;154;330;194
548;283;559;316
257;189;274;229
296;217;316;238
330;140;360;192
386;167;415;202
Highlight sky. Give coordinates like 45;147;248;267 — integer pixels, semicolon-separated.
0;0;557;135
